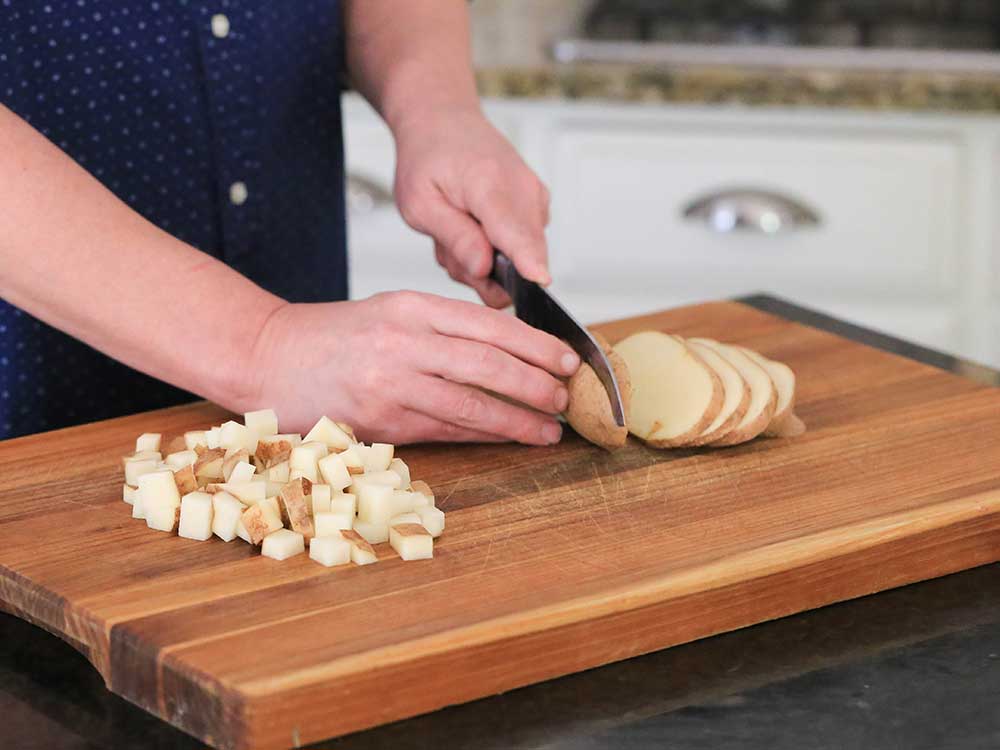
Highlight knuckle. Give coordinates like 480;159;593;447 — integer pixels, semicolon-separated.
454;390;486;426
471;346;501;379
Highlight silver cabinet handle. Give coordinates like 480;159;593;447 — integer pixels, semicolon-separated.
346;172;394;214
682;188;820;234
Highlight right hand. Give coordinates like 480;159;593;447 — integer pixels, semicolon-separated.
246;291;581;445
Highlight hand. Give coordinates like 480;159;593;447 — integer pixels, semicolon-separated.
247;291;580;444
392;106;551;308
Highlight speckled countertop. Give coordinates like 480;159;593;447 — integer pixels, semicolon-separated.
476;63;1000;113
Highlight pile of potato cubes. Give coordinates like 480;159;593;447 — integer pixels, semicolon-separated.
121;410;444;566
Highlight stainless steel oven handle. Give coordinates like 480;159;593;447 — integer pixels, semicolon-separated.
682;188;821;234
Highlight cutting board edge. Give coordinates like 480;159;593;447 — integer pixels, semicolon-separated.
137;490;1000;749
221;500;1000;750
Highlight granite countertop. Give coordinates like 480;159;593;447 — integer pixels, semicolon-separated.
476;63;1000;113
2;296;998;750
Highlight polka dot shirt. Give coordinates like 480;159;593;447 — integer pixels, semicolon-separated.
0;0;348;439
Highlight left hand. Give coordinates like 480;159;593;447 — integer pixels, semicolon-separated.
391;106;551;308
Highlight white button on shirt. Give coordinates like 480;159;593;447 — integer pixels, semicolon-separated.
229;181;248;206
211;14;231;39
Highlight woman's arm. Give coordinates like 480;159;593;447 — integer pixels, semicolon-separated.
0;104;281;410
343;0;553;307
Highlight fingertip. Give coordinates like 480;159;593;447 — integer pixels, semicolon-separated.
560;351;581;376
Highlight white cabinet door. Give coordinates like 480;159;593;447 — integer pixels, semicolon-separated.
547;123;962;304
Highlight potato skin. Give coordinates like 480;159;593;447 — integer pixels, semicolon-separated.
564;333;632;450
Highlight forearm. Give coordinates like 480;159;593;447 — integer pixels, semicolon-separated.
343;0;479;134
0;105;283;411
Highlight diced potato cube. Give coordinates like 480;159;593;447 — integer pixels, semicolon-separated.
353;520;388;544
389;523;433;561
227;460;256;485
235;516;252;544
206;426;221;449
337;444;365;473
262;529;305;560
265;480;286;498
173;464;199;495
265;461;290;482
255;434;299;468
289;442;328;483
389;512;421;527
241;501;282;545
341;529;378;565
410;492;432;509
365;442;394;472
317;452;351;491
193;447;225;481
122;483;137;505
124;457;160;487
330;492;356;517
388;458;411;489
263;495;282;520
222;449;250;481
223;481;266;504
179;491;214;541
315;511;353;537
352;470;402;490
303;416;354;451
212;491;245;542
183;431;208;450
416;505;445;538
356;482;395;524
132;490;146;519
219;420;258;453
409;480;435;507
135;432;162;453
244;408;278;439
278;477;314;539
165;449;197;470
309;535;352;567
311;484;332;515
140;469;182;533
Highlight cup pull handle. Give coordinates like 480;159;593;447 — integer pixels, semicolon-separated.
682;188;820;234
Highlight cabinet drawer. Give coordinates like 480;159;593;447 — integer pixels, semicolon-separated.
548;125;962;298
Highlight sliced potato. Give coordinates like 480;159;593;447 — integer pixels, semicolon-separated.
564;332;632;450
688;339;777;447
738;347;804;438
684;339;750;446
613;331;724;446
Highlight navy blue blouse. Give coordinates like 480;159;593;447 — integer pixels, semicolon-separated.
0;0;348;439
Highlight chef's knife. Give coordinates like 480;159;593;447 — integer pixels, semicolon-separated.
489;250;626;427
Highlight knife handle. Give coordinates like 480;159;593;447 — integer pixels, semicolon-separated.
488;249;520;300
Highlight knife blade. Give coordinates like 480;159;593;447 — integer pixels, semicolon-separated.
489;250;626;427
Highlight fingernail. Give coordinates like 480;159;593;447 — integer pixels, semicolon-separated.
542;422;562;445
554;386;569;412
561;352;580;375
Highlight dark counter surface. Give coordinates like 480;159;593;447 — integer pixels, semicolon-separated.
3;296;998;750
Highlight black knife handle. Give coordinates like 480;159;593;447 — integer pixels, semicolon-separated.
489;249;519;300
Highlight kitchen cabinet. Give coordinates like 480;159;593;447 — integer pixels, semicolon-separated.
342;94;1000;367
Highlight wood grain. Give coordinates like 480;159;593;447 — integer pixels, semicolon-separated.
1;301;998;750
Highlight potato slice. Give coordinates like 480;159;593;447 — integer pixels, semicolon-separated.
303;416;354;451
738;347;804;438
688;339;777;447
310;535;352;567
135;433;162;453
340;529;378;565
613;331;724;446
262;529;305;560
684;339;751;446
564;332;632;450
389;523;433;561
178;491;214;541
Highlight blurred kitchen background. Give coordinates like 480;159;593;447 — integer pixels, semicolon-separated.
344;0;1000;367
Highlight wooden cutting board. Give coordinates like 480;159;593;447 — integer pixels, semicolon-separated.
1;301;999;750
